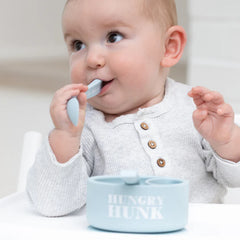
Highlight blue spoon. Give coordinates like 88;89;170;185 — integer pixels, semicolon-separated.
67;79;102;126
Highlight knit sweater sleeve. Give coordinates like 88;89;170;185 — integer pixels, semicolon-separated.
202;139;240;187
26;129;95;217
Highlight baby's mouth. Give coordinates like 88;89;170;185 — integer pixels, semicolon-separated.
101;79;114;88
99;79;114;94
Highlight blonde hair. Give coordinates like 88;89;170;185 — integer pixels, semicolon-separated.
141;0;178;28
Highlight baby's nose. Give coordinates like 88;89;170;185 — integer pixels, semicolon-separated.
86;46;106;69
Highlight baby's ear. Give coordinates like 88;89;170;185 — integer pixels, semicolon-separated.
160;26;187;67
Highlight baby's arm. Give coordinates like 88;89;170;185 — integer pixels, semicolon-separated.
188;86;240;163
49;84;88;163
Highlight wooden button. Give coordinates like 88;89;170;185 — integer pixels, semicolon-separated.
148;140;157;149
157;158;166;167
140;122;149;130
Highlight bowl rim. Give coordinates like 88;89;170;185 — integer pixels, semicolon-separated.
88;175;188;188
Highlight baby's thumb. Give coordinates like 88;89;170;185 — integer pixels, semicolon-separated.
77;92;87;127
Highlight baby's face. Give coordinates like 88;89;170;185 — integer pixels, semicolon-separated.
63;0;167;116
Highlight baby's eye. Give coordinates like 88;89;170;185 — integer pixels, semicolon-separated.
72;40;86;51
107;32;123;43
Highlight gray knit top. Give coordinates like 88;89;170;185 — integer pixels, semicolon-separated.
27;78;240;216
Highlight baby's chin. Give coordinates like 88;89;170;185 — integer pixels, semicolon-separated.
90;99;156;116
88;102;135;121
92;105;126;116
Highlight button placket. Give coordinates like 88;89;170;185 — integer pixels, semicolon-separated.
135;119;167;172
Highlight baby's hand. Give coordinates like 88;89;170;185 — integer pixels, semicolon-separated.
188;86;240;161
50;84;88;136
49;84;88;163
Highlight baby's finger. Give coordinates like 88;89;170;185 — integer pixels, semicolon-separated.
190;94;205;107
55;84;88;102
50;89;79;118
63;89;81;103
55;83;85;96
217;103;234;117
188;87;211;106
202;91;224;105
53;88;79;105
192;109;208;127
190;86;211;97
78;91;87;112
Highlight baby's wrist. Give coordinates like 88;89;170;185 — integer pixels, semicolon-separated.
211;125;240;163
50;128;81;142
49;129;81;163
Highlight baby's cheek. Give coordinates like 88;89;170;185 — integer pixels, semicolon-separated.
70;66;79;84
69;53;86;84
115;54;132;69
69;63;84;84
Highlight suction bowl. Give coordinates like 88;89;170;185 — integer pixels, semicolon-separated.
86;175;189;233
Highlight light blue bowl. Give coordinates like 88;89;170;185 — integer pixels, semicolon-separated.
86;175;189;233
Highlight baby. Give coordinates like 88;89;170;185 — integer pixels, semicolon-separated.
27;0;240;216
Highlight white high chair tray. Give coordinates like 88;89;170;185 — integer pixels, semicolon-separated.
0;192;239;240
